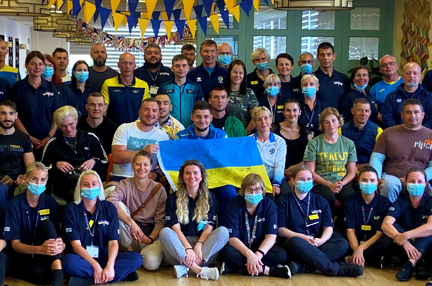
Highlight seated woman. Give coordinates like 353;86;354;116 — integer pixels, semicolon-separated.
220;173;290;278
278;165;363;277
42;105;108;202
63;170;142;286
304;107;357;212
251;106;287;197
107;150;167;270
344;166;392;268
4;162;64;286
159;160;228;281
382;168;432;282
258;74;285;124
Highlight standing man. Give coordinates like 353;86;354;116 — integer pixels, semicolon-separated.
101;52;150;125
154;93;184;140
89;43;119;92
293;52;315;86
0;39;20;85
134;43;174;97
181;44;196;69
217;42;234;69
187;40;228;101
314;42;350;110
52;47;71;84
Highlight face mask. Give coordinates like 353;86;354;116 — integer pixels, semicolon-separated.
81;186;100;201
407;183;425;197
41;66;54;79
245;193;263;205
217;54;232;66
359;182;377;195
255;62;268;71
28;182;46;196
75;71;89;82
296;181;313;194
197;220;208;231
302;87;316;98
354;83;368;91
266;86;279;97
406;82;419;88
300;63;313;75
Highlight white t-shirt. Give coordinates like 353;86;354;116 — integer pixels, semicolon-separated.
62;75;71;83
111;122;169;177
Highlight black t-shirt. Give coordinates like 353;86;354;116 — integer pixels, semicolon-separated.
0;129;33;180
212;112;229;130
77;116;119;154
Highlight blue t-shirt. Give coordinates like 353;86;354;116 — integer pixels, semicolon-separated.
370;77;403;110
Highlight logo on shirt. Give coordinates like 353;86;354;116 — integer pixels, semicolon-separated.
273;224;277;229
269;148;275;154
397;99;402;103
379;89;385;92
228;228;232;233
132;90;140;93
65;227;72;233
98;220;110;226
374;216;380;220
389;207;395;211
113;89;122;92
197;77;202;82
165;215;171;220
218;76;224;84
42;92;54;97
160;72;170;76
333;81;344;86
414;139;432;150
3;227;9;232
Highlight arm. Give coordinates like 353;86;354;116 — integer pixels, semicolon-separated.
23;152;35;167
246;107;258;134
11;239;56;255
381;96;396;129
255;234;277;257
340;161;357;186
305;161;332;187
102;240;118;283
316;226;333;246
346;228;360;252
111;145;135;164
277;227;311;240
273;138;287;187
403;216;432;239
101;82;109;116
369;152;386;178
381;216;399;239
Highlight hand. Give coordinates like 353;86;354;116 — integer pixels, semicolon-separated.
246;252;263;276
39;137;49;149
80;159;96;172
102;264;115;284
142;236;153;245
52;238;65;255
394;232;409;246
313;238;325;247
272;186;280;196
301;234;317;246
143;144;159;154
351;247;365;267
3;178;13;186
193;243;203;265
56;161;74;173
328;182;341;193
402;242;420;260
129;220;146;244
92;263;104;284
377;179;383;190
14;176;25;186
30;136;41;149
39;239;59;256
184;248;196;267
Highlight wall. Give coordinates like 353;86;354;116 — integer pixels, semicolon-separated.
30;30;67;56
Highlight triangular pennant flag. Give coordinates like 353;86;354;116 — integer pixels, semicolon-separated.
211;2;216;14
128;0;138;15
224;0;234;14
72;0;81;17
122;13;128;27
187;19;197;38
152;11;161;20
100;7;111;30
141;12;148;19
84;2;96;23
112;12;125;31
138;18;149;38
262;0;268;5
220;9;229;28
240;0;252;16
173;9;182;20
67;0;73;14
197;16;207;36
145;0;157;20
161;11;168;21
127;16;138;34
111;0;121;15
56;0;62;11
49;0;56;8
216;0;225;12
253;0;259;11
164;21;174;37
182;0;194;19
79;0;84;6
151;19;162;39
194;5;203;18
232;5;240;22
163;0;176;19
202;0;213;17
93;0;102;21
174;19;186;40
209;13;219;34
270;0;274;4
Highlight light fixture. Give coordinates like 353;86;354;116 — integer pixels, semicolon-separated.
274;0;353;10
33;13;76;32
66;38;94;43
53;31;86;38
0;0;50;16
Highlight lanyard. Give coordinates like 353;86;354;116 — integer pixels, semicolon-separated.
84;211;99;246
303;102;316;125
267;97;277;121
245;212;259;248
361;206;373;225
146;66;161;86
293;192;311;234
26;209;40;244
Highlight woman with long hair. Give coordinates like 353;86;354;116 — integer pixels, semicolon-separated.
70;60;95;117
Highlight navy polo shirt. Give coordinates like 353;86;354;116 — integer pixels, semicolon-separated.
387;193;432;231
0;77;9;102
165;191;217;237
298;94;328;137
344;191;391;241
71;86;96;117
315;68;350;110
187;64;227;101
280;78;301;100
225;195;278;252
64;199;119;261
133;64;174;93
10;77;60;139
258;93;288;124
277;192;333;237
340;89;379;124
4;191;60;244
247;69;275;99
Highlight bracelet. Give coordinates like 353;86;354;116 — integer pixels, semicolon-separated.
197;241;204;244
257;249;265;256
148;237;154;244
185;247;193;251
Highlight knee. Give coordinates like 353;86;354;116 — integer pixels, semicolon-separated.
159;227;173;242
284;236;305;249
129;252;144;267
214;226;229;243
142;253;162;271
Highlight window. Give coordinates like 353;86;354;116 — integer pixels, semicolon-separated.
350;7;380;30
301;37;335;58
254;7;287;30
253;36;286;59
302;11;335;30
349;37;379;60
207;35;239;58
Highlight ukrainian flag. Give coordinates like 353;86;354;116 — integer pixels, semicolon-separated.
157;137;273;193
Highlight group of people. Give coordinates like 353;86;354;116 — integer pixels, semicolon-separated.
1;36;432;286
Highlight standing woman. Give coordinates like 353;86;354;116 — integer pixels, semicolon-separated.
220;173;290;278
247;48;274;99
159;160;228;281
63;170;143;286
70;60;94;117
4;162;64;286
11;51;60;160
277;165;363;278
225;60;259;134
258;74;285;124
276;53;300;99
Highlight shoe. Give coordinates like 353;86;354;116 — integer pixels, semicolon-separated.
269;265;291;279
220;262;231;275
396;261;415;281
336;262;363;277
287;261;305;276
68;276;94;286
417;259;432;280
426;279;432;286
197;266;219;281
123;271;139;281
174;265;189;278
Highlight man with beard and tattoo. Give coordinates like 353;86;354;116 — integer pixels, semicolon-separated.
89;43;119;92
0;100;35;208
134;43;174;97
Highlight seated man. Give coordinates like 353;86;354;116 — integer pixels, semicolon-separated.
370;99;432;203
175;101;236;226
0;100;34;207
155;93;184;140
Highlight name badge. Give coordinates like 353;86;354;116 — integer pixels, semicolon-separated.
277;105;284;110
361;225;371;231
39;209;50;216
309;214;319;220
251;81;259;85
86;245;99;258
150;86;159;95
89;220;94;228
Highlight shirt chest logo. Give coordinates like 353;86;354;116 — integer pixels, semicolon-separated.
132;89;140;93
160;72;170;76
333;81;343;86
197;77;202;82
43;91;54;97
397;99;402;103
218;76;224;84
269;148;275;154
113;89;122;93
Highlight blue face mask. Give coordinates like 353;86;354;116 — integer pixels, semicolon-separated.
197;220;208;231
266;86;279;97
406;82;419;88
407;183;425;197
41;66;54;79
28;182;46;196
354;83;368;91
302;87;316;98
81;187;100;201
359;182;377;195
217;54;232;66
75;71;89;83
245;193;263;205
296;180;313;194
300;63;313;75
255;62;268;71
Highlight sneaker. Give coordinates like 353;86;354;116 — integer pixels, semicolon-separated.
220;262;231;275
287;261;304;276
68;276;94;286
396;261;415;281
123;271;139;281
174;265;189;278
426;280;432;286
417;259;432;280
336;262;363;277
269;265;291;279
197;266;219;281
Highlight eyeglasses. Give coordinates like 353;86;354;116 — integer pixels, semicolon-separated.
379;61;397;68
44;64;54;68
300;60;314;64
219;52;232;56
354;73;369;78
245;187;263;194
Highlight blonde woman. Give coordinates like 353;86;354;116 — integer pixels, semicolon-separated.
159;160;229;281
258;74;285;124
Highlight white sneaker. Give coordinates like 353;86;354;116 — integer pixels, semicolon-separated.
197;266;219;281
174;265;189;278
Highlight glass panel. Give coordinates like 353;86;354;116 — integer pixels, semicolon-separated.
302;11;335;30
253;36;286;59
301;37;335;58
349;37;379;60
206;35;239;58
350;7;380;30
254;7;287;30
